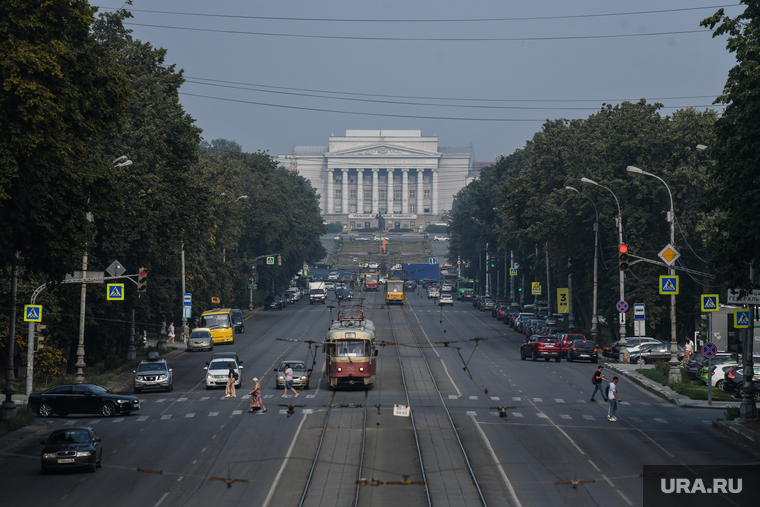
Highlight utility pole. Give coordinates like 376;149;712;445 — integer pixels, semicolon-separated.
510;251;515;301
545;242;551;319
568;256;574;330
485;243;490;297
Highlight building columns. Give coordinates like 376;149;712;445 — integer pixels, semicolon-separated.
327;168;334;214
356;168;364;213
401;168;409;214
341;168;349;214
372;169;379;214
417;168;424;214
386;169;394;214
432;169;439;214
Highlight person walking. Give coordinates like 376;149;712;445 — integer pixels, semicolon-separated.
248;378;267;413
226;363;237;398
682;337;694;365
590;365;608;402
167;322;175;344
607;376;621;421
281;363;299;398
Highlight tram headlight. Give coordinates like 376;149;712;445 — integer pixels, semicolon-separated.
337;367;342;372
359;367;365;372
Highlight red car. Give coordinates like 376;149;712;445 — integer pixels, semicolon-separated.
556;332;587;356
520;335;562;362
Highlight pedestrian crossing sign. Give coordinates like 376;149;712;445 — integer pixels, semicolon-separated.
734;309;750;329
659;275;679;295
266;256;274;265
700;294;719;312
531;282;542;295
24;305;43;322
107;283;125;301
510;268;517;276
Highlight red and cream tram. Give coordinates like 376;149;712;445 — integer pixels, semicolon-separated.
323;307;377;388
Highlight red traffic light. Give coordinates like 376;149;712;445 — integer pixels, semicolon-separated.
619;244;628;253
139;268;147;276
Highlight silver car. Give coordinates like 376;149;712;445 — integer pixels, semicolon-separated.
133;355;173;393
187;328;214;351
274;361;311;389
439;294;454;306
204;358;242;389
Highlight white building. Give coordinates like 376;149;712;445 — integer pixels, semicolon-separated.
277;130;474;231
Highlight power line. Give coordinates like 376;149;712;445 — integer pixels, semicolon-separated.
125;22;709;42
101;4;740;23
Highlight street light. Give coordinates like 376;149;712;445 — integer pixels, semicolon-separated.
565;186;600;342
627;165;680;383
76;156;132;383
581;177;628;362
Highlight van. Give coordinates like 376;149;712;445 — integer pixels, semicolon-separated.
200;308;234;344
231;309;244;334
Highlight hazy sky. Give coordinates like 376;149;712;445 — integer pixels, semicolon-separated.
98;1;743;162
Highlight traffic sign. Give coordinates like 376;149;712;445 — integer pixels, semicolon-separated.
619;312;626;324
457;260;461;265
531;282;542;295
702;342;717;358
557;288;569;314
183;306;192;319
659;275;679;295
634;303;645;320
658;244;681;266
616;300;629;313
510;268;517;276
266;256;275;265
700;294;719;312
24;305;42;322
734;309;750;329
107;283;124;301
106;260;126;277
727;289;760;305
429;257;437;264
184;293;192;306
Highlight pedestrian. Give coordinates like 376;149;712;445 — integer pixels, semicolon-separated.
183;324;190;344
682;336;694;365
167;322;175;343
281;363;299;398
226;363;237;397
607;376;621;421
590;365;608;402
248;378;267;413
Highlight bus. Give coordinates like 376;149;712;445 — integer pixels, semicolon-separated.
456;279;474;300
323;305;377;388
385;279;405;305
200;308;235;344
297;275;314;294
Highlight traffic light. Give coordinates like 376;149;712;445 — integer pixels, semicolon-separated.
277;255;282;266
34;323;46;351
699;314;708;341
618;244;629;272
137;268;148;293
490;260;496;268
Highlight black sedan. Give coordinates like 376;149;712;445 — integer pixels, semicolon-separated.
566;339;599;363
264;295;283;310
40;427;102;473
630;342;685;365
29;384;140;418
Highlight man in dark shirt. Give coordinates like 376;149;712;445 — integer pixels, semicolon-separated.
591;366;608;402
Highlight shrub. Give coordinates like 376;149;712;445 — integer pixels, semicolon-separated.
724;405;741;420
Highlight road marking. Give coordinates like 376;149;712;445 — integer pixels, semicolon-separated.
654;418;667;424
87;420;100;424
232;410;243;415
448;394;459;399
560;414;572;420
533;398;542;402
262;413;309;507
112;418;125;423
137;416;149;421
306;394;316;398
201;397;209;401
555;399;565;403
156;399;166;403
621;401;631;405
490;412;499;416
588;460;601;472
616;490;634;505
177;398;187;402
469;396;478;400
279;409;287;414
154;492;169;507
470;414;523;507
512;412;524;418
537;413;548;418
640;402;651;406
440;359;462;397
264;394;273;398
64;420;76;426
415;315;440;357
466;411;478;416
185;413;195;418
490;396;500;401
630;417;643;422
161;415;172;420
602;474;615;487
512;396;521;401
209;412;219;417
635;428;674;458
702;420;712;424
583;415;595;420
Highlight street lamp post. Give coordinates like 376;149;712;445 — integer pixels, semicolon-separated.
565;186;600;342
581;177;628;362
627;166;680;383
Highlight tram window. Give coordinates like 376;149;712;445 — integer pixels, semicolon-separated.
334;341;365;356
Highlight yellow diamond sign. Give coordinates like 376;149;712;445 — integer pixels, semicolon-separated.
658;244;681;266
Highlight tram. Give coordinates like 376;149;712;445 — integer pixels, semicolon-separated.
323;306;377;388
384;278;405;305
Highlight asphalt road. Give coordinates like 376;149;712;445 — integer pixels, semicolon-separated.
1;287;756;507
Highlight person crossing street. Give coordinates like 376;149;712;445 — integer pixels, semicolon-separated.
590;366;608;402
607;377;621;421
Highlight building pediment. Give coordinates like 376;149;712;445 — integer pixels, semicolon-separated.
328;143;441;159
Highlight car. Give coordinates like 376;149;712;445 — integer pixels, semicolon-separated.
461;290;474;301
325;281;336;291
479;299;496;312
565;339;599;362
513;313;535;333
355;236;369;241
334;235;342;240
368;262;379;269
520;335;562;362
630;342;685;365
337;288;353;300
273;360;312;389
282;292;296;304
231;308;245;333
428;287;440;299
264;295;283;310
439;294;454;306
204;357;243;389
603;337;661;360
720;366;760;398
40;427;102;473
133;353;173;393
187;327;214;351
556;332;586;355
29;384;140;418
433;236;449;241
328;271;340;280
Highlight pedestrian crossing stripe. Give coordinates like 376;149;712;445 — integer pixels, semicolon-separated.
106;283;124;300
734;309;750;328
24;305;43;322
659;275;679;295
701;294;719;312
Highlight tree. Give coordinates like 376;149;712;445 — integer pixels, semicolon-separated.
0;0;132;278
701;3;760;291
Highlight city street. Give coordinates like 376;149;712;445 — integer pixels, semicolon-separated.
1;286;756;507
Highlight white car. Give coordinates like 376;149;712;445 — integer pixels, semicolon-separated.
328;272;340;280
368;262;379;269
434;236;449;241
325;281;335;291
204;358;242;389
333;236;342;241
355;236;369;241
439;294;454;306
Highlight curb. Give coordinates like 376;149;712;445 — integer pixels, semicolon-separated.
712;419;760;455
